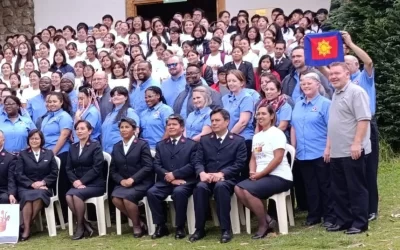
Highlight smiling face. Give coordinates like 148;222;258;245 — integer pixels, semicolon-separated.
28;132;42;149
192;91;206;109
47;94;63;112
119;121;135;140
3;97;19;116
256;106;274;128
144;89;160;108
227;73;244;93
75;121;92;141
113;64;124;78
111;91;128;106
166;118;184;137
329;65;350;90
300;76;320;98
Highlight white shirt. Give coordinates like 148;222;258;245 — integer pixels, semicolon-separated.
109;78;130;91
79;144;84;156
32;149;40;162
22;87;40;103
123;136;135;155
116;34;129;45
252;126;292;181
67;56;83;67
170;135;182;145
203;52;232;82
76;41;87;53
216;130;229;144
167;44;184;57
85;59;102;72
137;31;148;48
180;34;194;43
243;51;259;68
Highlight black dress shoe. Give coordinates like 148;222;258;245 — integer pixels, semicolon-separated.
220;230;232;243
83;220;94;237
321;221;334;228
175;227;186;239
251;228;270;239
345;227;366;235
326;224;348;232
303;220;320;226
368;213;377;221
151;225;169;239
20;235;30;242
133;227;147;238
72;227;85;240
189;229;205;242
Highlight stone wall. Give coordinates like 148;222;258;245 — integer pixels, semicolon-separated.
0;0;35;45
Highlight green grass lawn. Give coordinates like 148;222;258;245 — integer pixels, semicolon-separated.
2;159;400;250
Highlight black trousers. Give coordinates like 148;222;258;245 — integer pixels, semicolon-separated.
293;160;308;211
57;152;70;221
331;154;369;229
298;157;335;224
193;181;234;231
147;184;194;228
367;117;379;214
240;140;253;180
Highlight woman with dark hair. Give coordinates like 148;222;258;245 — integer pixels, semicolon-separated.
287;27;306;55
212;28;232;54
83;64;95;88
235;104;292;239
240;37;260;70
230;33;243;48
274;14;295;44
150;19;170;45
73;88;101;142
260;37;276;58
73;61;85;89
257;16;269;37
21;70;41;102
1;63;12;87
66;42;82;67
66;120;105;240
203;37;232;83
167;27;183;57
146;35;162;60
110;61;130;90
40;91;74;219
63;25;76;44
16;129;59;241
191;24;210;57
51;71;62;92
187;50;213;86
236;15;250;36
9;73;23;100
255;55;281;91
38;42;52;65
132;16;148;49
1;95;36;153
224;47;255;89
181;19;195;42
85;45;101;71
127;33;147;57
112;42;130;66
14;42;35;75
111;117;153;237
101;86;140;153
101;54;114;80
39;58;52;78
256;73;292;134
245;27;263;55
139;86;173;155
50;49;74;74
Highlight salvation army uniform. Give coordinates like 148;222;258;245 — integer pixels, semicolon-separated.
65;140;105;200
0;115;36;154
147;136;198;229
101;105;140;154
185;107;212;139
15;148;58;208
110;138;154;205
0;149;17;204
193;132;247;232
140;102;174;150
291;94;335;225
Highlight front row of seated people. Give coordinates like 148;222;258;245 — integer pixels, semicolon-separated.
0;106;292;243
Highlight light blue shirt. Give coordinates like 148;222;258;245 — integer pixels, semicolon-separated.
140;102;173;149
186;106;212;139
291;94;331;160
68;90;79;115
130;77;160;115
27;94;47;124
244;88;261;105
351;69;376;115
162;74;186;106
101;104;140;154
41;109;73;155
222;89;255;140
0;115;36;153
291;72;304;102
276;102;292;127
73;104;102;143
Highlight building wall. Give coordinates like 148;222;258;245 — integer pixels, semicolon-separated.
33;0;331;32
0;0;35;44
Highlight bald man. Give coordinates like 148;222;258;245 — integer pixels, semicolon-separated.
92;71;113;121
342;31;378;221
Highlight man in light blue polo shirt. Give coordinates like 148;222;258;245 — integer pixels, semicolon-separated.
343;31;378;222
161;56;186;106
130;61;160;114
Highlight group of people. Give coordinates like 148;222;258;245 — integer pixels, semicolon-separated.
0;5;378;245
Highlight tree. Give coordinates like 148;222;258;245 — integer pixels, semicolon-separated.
329;0;400;148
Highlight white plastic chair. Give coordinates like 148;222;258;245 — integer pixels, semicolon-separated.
68;152;112;236
37;156;65;236
245;144;295;235
164;195;195;235
115;196;154;236
210;194;241;234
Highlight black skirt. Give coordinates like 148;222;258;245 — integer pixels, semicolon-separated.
236;175;293;200
111;186;146;205
18;187;53;208
66;186;105;201
0;192;9;204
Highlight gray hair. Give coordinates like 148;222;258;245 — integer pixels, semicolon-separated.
301;72;327;97
192;86;212;107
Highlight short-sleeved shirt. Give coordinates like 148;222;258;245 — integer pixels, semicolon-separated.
27;93;47;124
162;74;187;106
140;102;173;149
291;95;331;160
101;105;140;154
73;105;102;143
252;126;292;181
222;89;255;140
0;115;36;153
129;77;160;115
351;69;376;115
186;106;212;139
276;102;292;127
41;109;73;155
328;82;371;158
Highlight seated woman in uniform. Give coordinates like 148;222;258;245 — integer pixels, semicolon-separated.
235;104;293;239
139;86;173;156
16;129;59;241
0;130;18;204
185;86;212;141
66;120;105;240
101;86;140;154
111;118;153;238
73;87;101;143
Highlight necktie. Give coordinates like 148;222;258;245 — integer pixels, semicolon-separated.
218;138;223;144
172;139;177;146
275;59;279;65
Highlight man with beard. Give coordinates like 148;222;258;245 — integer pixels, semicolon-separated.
130;61;160;115
173;64;222;119
161;56;186;106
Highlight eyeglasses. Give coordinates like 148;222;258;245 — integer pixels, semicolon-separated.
167;63;178;69
186;71;199;76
